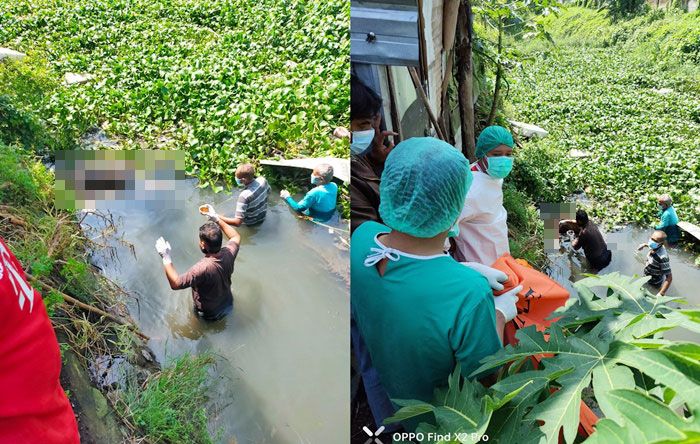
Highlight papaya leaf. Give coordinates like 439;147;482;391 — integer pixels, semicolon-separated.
585;389;700;444
591;364;635;424
679;310;700;324
471;323;616;443
487;368;570;443
584;418;634;444
554;273;677;337
612;343;700;410
385;400;434;423
388;274;700;444
388;365;526;443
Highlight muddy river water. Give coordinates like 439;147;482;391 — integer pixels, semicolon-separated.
85;180;349;443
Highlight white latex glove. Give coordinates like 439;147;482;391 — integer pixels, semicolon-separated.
462;262;508;291
655;291;663;297
155;236;172;265
280;190;291;199
494;285;523;322
200;204;219;222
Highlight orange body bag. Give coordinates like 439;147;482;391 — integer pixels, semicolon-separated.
490;254;598;437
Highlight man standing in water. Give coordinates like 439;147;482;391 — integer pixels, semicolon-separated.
638;230;673;296
655;194;680;245
155;206;241;320
280;163;338;222
217;163;270;227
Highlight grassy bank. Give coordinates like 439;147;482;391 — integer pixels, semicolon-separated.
507;7;700;227
0;124;216;442
0;0;349;188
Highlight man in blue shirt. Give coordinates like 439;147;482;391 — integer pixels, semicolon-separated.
656;194;680;244
281;163;338;222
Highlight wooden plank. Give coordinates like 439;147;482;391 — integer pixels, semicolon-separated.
260;157;350;183
677;221;700;241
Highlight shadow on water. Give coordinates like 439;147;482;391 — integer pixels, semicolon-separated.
84;179;349;444
546;225;700;342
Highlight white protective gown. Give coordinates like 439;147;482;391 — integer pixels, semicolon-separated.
453;168;510;266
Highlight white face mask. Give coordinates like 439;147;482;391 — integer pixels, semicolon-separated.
350;129;375;155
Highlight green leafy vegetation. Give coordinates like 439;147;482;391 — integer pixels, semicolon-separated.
503;184;546;267
507;8;700;226
120;353;216;444
0;0;349;188
388;272;700;443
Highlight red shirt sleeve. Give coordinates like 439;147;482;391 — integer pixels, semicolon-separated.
0;237;79;444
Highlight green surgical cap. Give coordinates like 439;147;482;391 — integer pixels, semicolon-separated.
379;137;472;238
475;125;514;158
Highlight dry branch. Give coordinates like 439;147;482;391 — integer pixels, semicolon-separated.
26;273;150;340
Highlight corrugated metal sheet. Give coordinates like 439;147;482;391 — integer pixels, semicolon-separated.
351;1;420;66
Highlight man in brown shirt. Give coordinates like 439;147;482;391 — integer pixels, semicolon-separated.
570;209;612;271
155;205;240;321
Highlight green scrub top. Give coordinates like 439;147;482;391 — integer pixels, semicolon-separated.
350;221;502;406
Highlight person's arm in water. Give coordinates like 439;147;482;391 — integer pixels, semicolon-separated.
659;272;672;296
219;193;248;227
572;229;584;250
281;189;316;213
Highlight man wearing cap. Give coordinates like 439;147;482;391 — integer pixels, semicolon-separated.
452;125;515;265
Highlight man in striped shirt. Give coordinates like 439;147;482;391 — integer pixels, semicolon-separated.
638;230;673;296
218;164;270;226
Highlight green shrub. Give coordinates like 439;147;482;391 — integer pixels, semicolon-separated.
607;0;649;19
60;258;96;302
0;143;38;205
510;143;578;204
122;353;216;444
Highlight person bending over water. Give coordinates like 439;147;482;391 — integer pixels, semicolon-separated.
637;230;673;297
280;163;338;222
155;206;241;321
568;209;612;271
